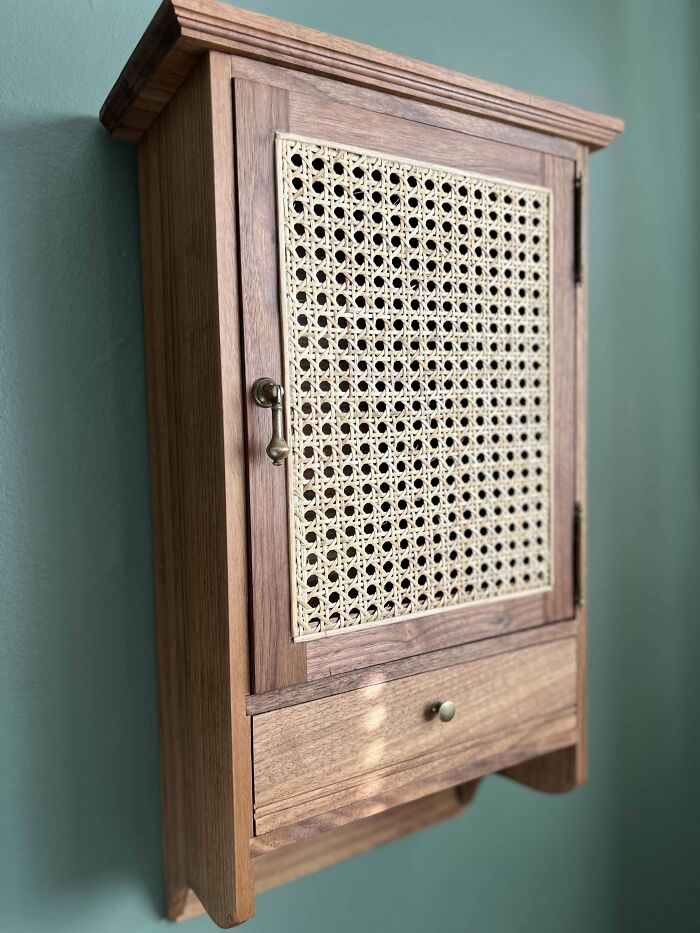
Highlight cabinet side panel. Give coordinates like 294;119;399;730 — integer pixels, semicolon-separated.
138;52;254;926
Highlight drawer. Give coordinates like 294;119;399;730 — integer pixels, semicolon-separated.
252;637;577;834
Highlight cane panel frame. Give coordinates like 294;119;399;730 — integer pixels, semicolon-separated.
235;75;575;690
277;134;553;642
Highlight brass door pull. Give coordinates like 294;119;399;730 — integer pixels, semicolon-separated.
432;700;456;722
252;378;290;466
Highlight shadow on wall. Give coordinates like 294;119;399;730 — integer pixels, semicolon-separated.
0;115;162;919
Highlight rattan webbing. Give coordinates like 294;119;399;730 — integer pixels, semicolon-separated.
277;135;552;640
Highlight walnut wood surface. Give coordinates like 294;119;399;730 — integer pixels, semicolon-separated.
500;746;578;792
295;135;574;679
247;619;576;715
500;147;590;794
543;152;575;623
253;638;577;833
138;52;254;926
304;593;549;684
100;0;623;149
253;721;575;836
249;781;475;853
240;80;576;691
229;56;578;160
233;78;307;692
287;90;546;187
177;787;477;920
573;146;590;785
252;787;471;891
103;0;615;912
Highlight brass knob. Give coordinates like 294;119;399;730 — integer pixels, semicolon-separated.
432;700;456;722
252;378;290;466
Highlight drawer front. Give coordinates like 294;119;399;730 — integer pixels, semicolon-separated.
253;637;577;833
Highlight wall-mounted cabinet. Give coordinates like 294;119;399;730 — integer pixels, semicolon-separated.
100;1;622;925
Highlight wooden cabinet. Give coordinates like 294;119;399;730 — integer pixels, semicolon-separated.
252;636;577;834
100;1;622;926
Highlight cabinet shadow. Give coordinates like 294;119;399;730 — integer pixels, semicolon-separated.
1;114;163;918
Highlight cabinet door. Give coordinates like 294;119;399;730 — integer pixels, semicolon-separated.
234;65;576;693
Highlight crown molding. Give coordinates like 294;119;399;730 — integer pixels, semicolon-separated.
100;0;624;149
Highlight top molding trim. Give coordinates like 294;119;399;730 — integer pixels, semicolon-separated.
100;0;624;149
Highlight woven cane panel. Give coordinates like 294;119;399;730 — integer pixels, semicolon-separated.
277;135;551;641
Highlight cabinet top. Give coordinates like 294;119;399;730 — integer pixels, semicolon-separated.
100;0;623;149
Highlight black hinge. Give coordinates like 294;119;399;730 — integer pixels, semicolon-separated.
574;174;583;284
573;502;584;608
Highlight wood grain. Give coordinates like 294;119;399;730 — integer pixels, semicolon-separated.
229;56;577;159
574;145;590;785
288;89;545;186
247;619;577;715
500;746;578;793
305;592;549;683
100;0;624;149
109;0;610;910
250;780;479;853
138;52;254;926
544;153;576;622
253;638;577;833
253;787;471;892
174;787;476;919
242;93;576;691
233;78;307;692
501;149;589;795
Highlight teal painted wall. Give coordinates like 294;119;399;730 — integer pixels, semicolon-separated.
1;1;698;930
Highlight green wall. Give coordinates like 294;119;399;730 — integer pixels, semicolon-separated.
1;1;698;931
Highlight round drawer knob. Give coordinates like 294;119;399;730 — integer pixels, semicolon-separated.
432;700;456;722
